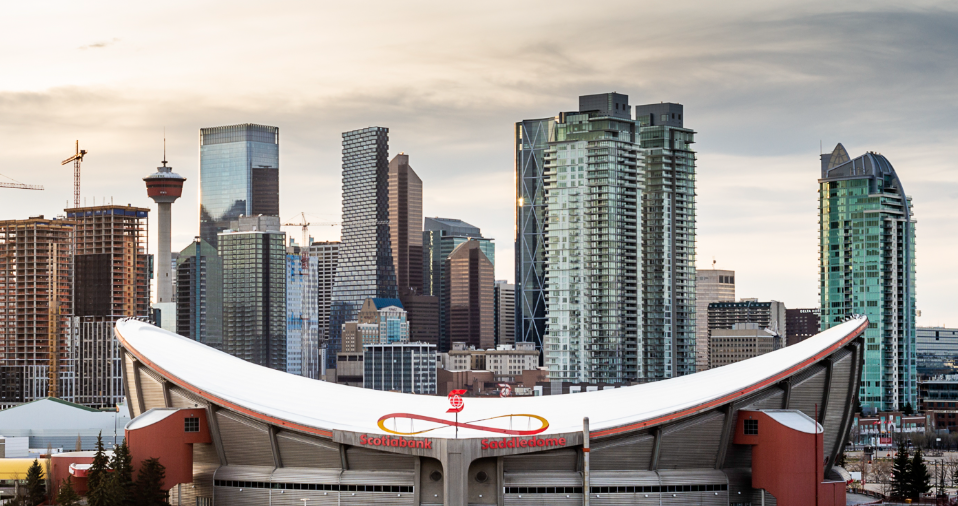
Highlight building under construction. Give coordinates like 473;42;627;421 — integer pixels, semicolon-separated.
65;205;149;408
0;216;74;406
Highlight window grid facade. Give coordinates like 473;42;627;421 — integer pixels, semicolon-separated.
219;229;287;371
329;127;397;368
695;269;735;371
363;343;437;394
819;144;917;410
542;107;642;383
636;104;697;380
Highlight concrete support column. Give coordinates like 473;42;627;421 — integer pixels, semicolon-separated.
156;202;173;303
443;447;468;506
583;417;590;506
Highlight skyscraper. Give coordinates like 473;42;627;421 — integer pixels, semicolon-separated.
387;153;438;348
445;240;494;351
422;217;494;351
494;280;516;347
67;204;150;408
286;244;318;376
636;102;697;380
219;215;286;371
695;268;735;371
328;127;397;367
199;123;279;249
388;153;423;296
819;143;917;410
309;241;339;344
541;93;642;384
0;217;73;404
176;237;222;347
515;116;556;353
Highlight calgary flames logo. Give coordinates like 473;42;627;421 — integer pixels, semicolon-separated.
377;389;549;436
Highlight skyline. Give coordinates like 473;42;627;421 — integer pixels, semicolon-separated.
1;1;956;326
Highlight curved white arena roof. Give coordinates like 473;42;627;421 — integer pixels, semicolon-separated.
116;317;866;440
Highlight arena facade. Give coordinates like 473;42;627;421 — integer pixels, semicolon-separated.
114;317;866;506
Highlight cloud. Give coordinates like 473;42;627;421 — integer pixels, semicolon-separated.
1;0;956;323
79;38;119;50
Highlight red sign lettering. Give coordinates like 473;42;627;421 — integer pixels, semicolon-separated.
360;434;432;450
481;436;567;450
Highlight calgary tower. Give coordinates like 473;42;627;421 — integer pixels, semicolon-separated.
144;141;186;308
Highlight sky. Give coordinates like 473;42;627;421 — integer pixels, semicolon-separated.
1;1;955;325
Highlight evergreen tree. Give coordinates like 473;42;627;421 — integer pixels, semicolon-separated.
109;440;135;505
908;446;932;500
134;458;168;506
86;432;111;506
55;476;82;506
24;458;46;506
891;442;911;499
902;403;915;416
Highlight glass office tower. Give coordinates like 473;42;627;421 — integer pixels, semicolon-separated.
176;237;223;348
328;127;398;367
445;239;495;351
515;117;555;353
542;93;642;383
199;123;279;249
635;103;697;379
219;217;287;372
422;217;494;352
819;143;917;411
388;153;424;296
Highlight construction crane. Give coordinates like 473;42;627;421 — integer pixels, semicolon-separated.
0;171;43;190
283;212;311;251
282;213;340;376
282;213;339;249
61;140;87;208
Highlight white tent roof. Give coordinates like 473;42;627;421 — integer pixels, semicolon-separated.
116;317;865;439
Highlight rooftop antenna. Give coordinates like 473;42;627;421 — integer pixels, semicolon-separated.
162;127;168;167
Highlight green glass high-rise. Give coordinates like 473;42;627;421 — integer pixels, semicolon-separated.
819;143;916;411
635;103;697;379
542;93;642;383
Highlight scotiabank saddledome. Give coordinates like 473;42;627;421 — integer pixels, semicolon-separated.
115;317;866;506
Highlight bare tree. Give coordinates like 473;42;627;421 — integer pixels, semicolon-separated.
946;454;958;488
873;459;893;496
854;457;871;489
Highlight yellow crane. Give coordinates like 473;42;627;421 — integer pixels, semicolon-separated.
61;141;87;208
0;171;43;191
